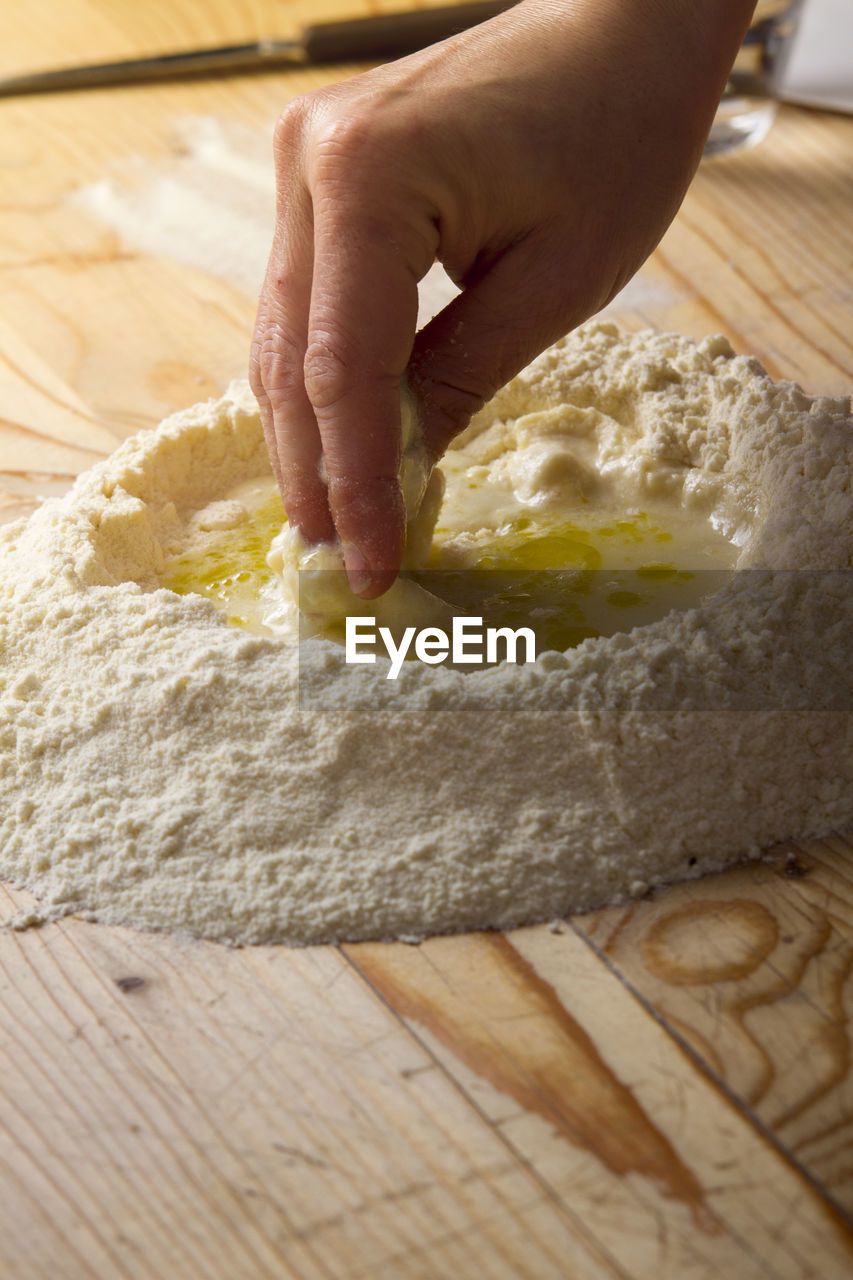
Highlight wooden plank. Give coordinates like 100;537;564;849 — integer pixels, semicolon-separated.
0;884;622;1280
0;317;112;470
577;833;853;1213
4;874;853;1280
348;925;853;1279
0;319;113;523
0;0;373;456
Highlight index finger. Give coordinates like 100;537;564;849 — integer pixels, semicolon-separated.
304;192;437;597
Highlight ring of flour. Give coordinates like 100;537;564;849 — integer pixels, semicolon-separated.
1;323;851;944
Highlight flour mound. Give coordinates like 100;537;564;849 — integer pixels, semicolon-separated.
1;323;851;945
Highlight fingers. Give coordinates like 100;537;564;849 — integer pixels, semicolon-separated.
249;295;281;491
250;110;335;545
303;179;437;597
253;99;437;595
253;274;336;546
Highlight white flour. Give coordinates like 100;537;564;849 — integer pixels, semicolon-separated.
1;324;851;944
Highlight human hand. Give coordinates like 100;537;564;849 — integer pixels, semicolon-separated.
250;0;753;597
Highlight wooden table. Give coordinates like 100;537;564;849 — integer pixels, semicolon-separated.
1;4;852;1276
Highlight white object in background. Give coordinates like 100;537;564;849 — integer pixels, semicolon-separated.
779;0;853;114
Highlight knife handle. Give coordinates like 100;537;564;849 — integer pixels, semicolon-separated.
303;1;517;64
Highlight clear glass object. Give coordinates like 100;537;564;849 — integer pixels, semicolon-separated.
704;0;804;157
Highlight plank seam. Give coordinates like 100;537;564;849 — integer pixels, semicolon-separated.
568;919;853;1235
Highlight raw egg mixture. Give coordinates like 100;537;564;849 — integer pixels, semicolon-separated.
164;469;737;656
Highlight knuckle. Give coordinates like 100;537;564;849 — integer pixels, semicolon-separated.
248;336;264;396
308;109;387;186
249;317;268;379
315;110;370;156
273;96;310;152
276;90;382;177
255;324;306;404
302;337;351;411
248;356;264;402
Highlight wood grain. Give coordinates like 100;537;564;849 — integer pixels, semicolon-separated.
349;920;853;1278
0;884;622;1280
579;837;853;1212
0;2;852;1277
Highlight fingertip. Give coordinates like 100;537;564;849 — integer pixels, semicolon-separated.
289;500;337;546
342;542;399;599
279;473;337;545
330;475;405;598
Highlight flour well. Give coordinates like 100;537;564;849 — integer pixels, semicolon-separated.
1;324;851;944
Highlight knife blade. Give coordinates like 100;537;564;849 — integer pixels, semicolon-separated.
0;1;516;97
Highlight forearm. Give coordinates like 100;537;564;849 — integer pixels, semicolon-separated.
502;0;756;149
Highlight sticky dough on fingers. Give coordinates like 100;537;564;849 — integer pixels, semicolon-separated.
266;385;455;636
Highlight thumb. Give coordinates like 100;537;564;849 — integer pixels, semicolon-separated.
408;241;598;460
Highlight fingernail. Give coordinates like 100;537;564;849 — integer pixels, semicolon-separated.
342;543;375;597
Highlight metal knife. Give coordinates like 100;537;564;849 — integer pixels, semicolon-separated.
0;1;516;97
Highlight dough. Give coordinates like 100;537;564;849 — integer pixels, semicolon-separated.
267;385;456;639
